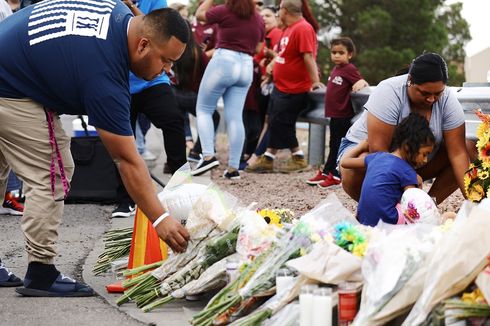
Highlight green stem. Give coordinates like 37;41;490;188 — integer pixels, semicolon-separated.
141;295;174;312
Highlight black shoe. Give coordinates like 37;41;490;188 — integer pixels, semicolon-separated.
111;203;135;218
0;261;23;287
191;156;219;176
187;151;200;163
16;273;94;297
223;169;240;180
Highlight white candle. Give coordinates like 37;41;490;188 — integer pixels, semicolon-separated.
312;288;333;326
299;284;318;326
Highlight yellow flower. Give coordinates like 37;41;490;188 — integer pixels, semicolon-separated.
257;209;282;227
478;169;489;180
352;242;367;257
467;183;485;202
476;122;489;141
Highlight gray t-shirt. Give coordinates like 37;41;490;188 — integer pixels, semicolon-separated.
345;74;465;158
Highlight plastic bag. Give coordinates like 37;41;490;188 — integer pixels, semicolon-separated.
403;204;490;325
236;209;279;259
353;223;437;326
156;163;207;224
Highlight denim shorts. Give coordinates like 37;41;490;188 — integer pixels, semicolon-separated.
336;137;358;167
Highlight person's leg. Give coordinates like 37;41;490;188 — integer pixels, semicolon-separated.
134;121;146;155
338;138;364;201
195;50;233;160
138;84;186;174
323;117;352;176
0;98;91;296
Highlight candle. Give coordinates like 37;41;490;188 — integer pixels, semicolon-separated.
275;269;295;297
312;287;333;326
338;282;361;325
299;284;318;326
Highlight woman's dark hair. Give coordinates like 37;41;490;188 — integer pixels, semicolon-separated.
173;21;204;90
391;113;435;162
300;0;319;33
330;37;356;56
408;52;448;85
227;0;255;19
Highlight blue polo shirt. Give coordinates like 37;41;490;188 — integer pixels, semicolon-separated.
0;0;133;135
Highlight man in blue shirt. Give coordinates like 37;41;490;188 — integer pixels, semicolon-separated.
0;0;190;297
112;0;188;218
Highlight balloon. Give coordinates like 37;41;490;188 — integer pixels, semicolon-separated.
400;188;439;224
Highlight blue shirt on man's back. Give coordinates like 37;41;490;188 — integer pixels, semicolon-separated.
0;0;133;135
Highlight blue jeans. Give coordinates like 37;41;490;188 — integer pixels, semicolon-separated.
196;48;253;169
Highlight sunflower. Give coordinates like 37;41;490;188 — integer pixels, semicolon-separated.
257;209;282;227
478;169;489;180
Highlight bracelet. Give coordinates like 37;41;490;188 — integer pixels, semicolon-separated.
152;212;170;228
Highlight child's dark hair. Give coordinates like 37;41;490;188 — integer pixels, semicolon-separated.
391;113;435;159
330;37;356;56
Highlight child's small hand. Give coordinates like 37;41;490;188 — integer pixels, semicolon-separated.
352;79;368;92
311;81;325;91
417;174;423;188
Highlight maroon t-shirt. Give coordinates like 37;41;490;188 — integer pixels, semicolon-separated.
206;5;265;56
325;63;363;118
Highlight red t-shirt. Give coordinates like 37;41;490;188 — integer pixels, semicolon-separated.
325;63;363;118
254;27;282;75
206;5;265;56
273;19;317;94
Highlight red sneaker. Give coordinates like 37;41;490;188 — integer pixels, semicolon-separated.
318;174;341;189
306;170;329;185
0;192;24;216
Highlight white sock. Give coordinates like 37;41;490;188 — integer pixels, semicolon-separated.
292;150;304;157
264;152;275;160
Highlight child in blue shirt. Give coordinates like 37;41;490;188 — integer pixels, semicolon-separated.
341;113;435;226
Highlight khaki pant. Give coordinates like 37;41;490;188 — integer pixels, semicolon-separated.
0;98;74;264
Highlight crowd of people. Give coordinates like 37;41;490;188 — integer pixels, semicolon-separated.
0;0;474;300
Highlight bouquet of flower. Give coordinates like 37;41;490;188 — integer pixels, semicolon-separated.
465;110;490;202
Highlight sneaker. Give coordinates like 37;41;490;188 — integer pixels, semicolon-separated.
111;203;136;218
278;155;308;173
187;151;201;163
244;155;273;173
306;170;329;185
0;192;24;216
191;156;219;176
141;150;157;161
318;173;341;189
16;273;95;297
0;261;23;287
223;169;241;180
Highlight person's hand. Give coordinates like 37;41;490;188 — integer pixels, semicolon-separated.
352;79;368;93
311;81;325;91
417;174;423;188
154;216;190;253
123;0;135;9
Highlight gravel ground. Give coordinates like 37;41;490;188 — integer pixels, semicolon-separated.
208;131;465;218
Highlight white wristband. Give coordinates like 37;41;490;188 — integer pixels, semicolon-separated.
152;212;170;228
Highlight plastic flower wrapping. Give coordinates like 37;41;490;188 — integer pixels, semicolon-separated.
465;110;490;202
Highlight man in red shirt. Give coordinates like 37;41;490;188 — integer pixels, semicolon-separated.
246;0;323;173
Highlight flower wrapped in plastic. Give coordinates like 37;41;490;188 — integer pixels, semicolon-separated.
465;110;490;202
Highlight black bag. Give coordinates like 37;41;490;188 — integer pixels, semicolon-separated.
66;117;118;203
